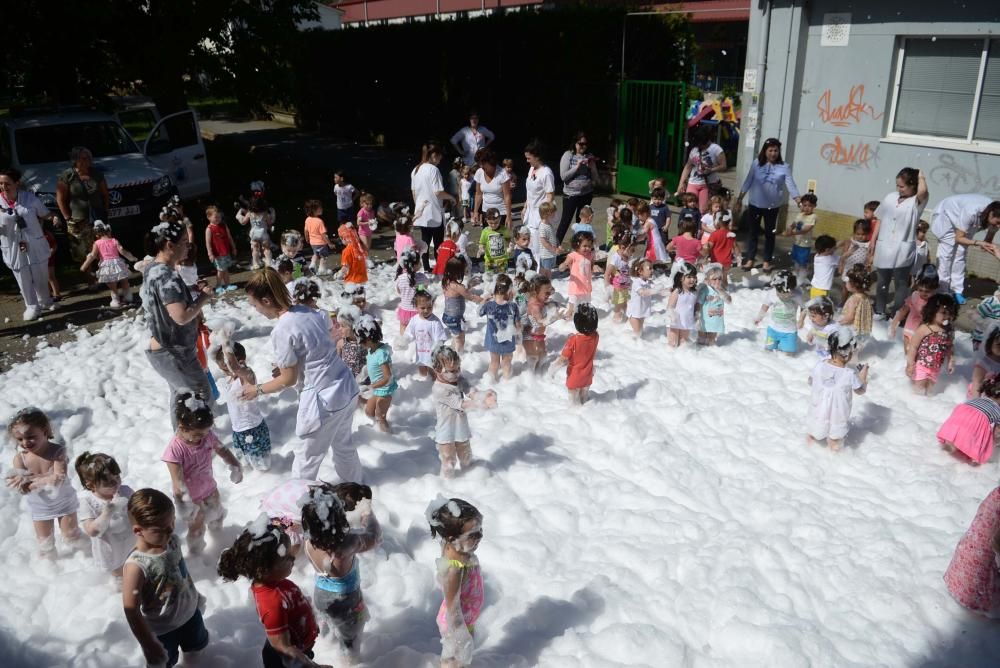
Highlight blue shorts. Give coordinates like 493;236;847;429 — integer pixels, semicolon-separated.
158;608;209;668
213;255;233;272
441;313;464;336
766;327;798;353
337;208;354;223
312;244;332;258
233;420;271;458
540;256;557;270
791;245;811;267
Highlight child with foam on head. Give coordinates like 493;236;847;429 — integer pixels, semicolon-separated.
809;234;839;300
785;192;818;284
75;451;134;580
970;327;1000;398
605;231;634;323
972;286;1000;352
305;199;336;275
434;219;463;276
889;264;940;353
807;326;869;451
479;208;509;274
122;488;208;668
626;258;664;339
204;205;238;293
558;230;597;319
510;225;536;275
395;249;429;335
276;229;311;281
838;264;874;355
754;270;803;355
427;497;485;668
523;275;559;373
4;407;81;557
335;305;367;383
552;303;600;404
799;296;839;358
442;256;485;353
906;293;957;396
480;274;520;381
80;220;138;308
667;261;699;348
696;263;732;346
161;391;243;554
218;519;330;668
943;486;1000;618
301;482;381;664
432;345;497;477
214;341;272;471
939;376;1000;465
356;316;396;433
406;291;450;378
239;195;274;270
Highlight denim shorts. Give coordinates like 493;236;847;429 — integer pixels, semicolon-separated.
158;608;209;668
540;256;557;270
213;255;232;271
441;313;464;335
312;244;332;258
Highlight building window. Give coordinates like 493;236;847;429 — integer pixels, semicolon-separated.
890;37;1000;144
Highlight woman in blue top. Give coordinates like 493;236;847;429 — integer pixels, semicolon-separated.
736;138;802;272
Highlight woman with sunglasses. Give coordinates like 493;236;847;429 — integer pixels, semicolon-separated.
557;131;596;245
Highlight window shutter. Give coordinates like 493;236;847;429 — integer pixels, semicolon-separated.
894;39;981;139
974;39;1000;142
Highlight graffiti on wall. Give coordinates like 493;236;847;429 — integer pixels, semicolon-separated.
930;153;1000;198
816;84;883;170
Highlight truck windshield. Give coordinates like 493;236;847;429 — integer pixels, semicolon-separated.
15;121;140;164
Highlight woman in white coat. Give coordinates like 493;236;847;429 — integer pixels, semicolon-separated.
930;195;1000;304
522;140;555;258
0;168;57;321
411;142;455;272
243;268;362;482
869;167;929;318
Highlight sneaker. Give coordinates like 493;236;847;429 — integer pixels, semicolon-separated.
22;306;39;321
954;293;967;305
873;312;887;321
43;301;57;312
110;297;121;309
225;284;239;291
215;287;226;295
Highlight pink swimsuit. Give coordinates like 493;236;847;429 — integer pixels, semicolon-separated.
436;557;484;633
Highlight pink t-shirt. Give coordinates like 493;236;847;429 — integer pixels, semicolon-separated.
96;237;120;260
357;207;374;238
161;431;222;502
395;234;415;263
904;292;929;335
565;251;593;296
672;235;702;264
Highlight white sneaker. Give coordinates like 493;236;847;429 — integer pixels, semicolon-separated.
22;307;39;321
43;301;57;312
873;313;887;321
110;297;121;309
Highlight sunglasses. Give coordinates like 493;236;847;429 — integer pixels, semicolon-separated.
577;142;588;147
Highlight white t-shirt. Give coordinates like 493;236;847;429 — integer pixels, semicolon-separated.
433;379;472;444
473;167;510;214
78;485;135;571
334;184;356;211
766;289;802;333
686;144;725;185
874;193;927;269
812;253;839;290
931;194;992;241
809;360;864;440
450;126;495;166
411;163;445;228
523;165;555;228
224;376;265;433
806;321;839;358
404;314;449;366
271;306;359;437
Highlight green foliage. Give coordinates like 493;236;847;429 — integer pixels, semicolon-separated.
720;84;742;108
687;85;705;102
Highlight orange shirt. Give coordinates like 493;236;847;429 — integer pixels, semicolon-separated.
304;217;328;246
561;332;599;389
341;242;368;284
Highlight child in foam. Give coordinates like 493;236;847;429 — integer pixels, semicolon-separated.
836;219;873;305
478;208;509;274
808;235;839;300
123;488;208;668
428;497;485;668
523;275;560;373
214;341;273;471
605;231;634;323
889;264;940;353
161;391;243;554
238;194;274;270
558;230;597;319
80;220;138;308
696;263;731;346
799;296;839;359
434;219;463;276
807;326;869;451
5;407;81;557
905;293;956;396
552;303;600;404
75;451;134;580
838;265;874;349
441;256;485;353
755;270;803;355
970;327;1000;398
356;192;377;256
666;215;702;267
357;315;397;433
301;482;381;664
939;376;1000;465
637;201;669;265
406;291;450;378
479;274;520;381
275;229;311;281
944;485;1000;617
395;249;429;336
972;286;1000;352
667;261;698;348
785;192;818;285
218;519;330;668
432;346;497;477
626;258;663;339
304;199;336;275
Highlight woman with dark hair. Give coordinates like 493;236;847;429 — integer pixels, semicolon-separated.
869;167;929;318
557;131;596;244
472;147;513;229
0;168;59;321
522;140;555;259
929;195;1000;304
674;126;727;213
242;267;361;482
735;138;802;271
140;213;214;427
410;142;456;272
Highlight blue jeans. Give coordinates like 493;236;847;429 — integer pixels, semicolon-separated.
158;609;209;667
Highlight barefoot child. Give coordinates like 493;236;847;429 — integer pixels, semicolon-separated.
906;293;956;396
696;263;731;346
605;231;633;323
889;265;940;353
214;342;273;471
626;259;661;339
667;261;698;347
938;376;1000;465
395;249;428;336
442;256;485;352
558;230;596;318
807;326;868;451
75;451;134;579
523;275;557;372
754;270;803;355
479;274;520;381
356;316;397;432
838;264;874;356
552;303;600;404
5;407;80;556
432;346;497;477
405;291;450;378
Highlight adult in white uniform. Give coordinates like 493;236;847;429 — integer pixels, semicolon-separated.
522;140;555;259
930;194;1000;302
411;142;455;272
243;268;362;482
450;112;495;167
472;147;513;229
0;168;58;321
870;167;928;317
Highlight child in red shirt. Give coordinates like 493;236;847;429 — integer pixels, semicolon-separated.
218;521;325;668
204;204;237;291
667;215;703;266
434;220;462;276
553;303;599;404
702;212;738;288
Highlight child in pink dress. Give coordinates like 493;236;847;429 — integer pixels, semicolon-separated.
905;293;956;396
429;497;485;668
558;230;596;319
944;485;1000;616
938;376;1000;464
889;265;939;353
80;221;138;308
356;192;376;254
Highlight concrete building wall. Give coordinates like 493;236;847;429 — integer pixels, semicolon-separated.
738;1;1000;279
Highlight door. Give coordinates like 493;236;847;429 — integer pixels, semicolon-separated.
144;110;211;199
616;80;687;197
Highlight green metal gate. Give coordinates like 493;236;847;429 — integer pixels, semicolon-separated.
616;80;687;197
